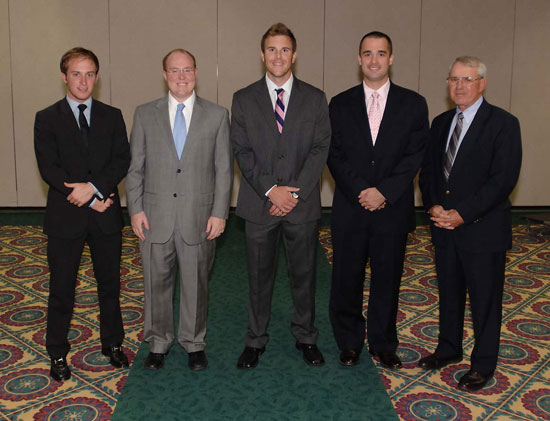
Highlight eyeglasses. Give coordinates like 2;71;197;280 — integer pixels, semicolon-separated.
166;68;195;75
447;76;483;85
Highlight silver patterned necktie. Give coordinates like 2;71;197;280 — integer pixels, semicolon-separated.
443;112;464;180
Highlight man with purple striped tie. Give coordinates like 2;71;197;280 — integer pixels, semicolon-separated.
231;23;331;369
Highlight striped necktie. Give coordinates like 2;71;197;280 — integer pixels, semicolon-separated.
443;112;464;180
275;88;285;133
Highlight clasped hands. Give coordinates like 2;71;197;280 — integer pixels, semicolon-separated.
429;205;464;230
358;187;386;211
268;186;300;217
64;182;114;213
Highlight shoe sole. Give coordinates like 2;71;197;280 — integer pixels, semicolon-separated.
419;357;462;370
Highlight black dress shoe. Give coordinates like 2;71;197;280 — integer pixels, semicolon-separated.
237;346;265;369
458;369;493;392
370;350;402;369
340;349;361;366
102;344;129;368
144;352;165;370
296;343;325;366
50;357;71;381
418;353;462;370
188;351;208;371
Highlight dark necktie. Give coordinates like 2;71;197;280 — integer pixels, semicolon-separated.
443;112;464;180
78;104;90;148
275;88;285;133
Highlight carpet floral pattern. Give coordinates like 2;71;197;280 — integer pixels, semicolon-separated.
319;224;550;420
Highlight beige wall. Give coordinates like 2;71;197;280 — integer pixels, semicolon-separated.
1;0;548;207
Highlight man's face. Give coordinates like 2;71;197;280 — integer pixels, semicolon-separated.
61;57;98;103
163;51;197;102
261;35;296;85
448;62;487;110
358;36;393;88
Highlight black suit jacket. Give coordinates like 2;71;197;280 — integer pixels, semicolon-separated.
231;77;331;224
34;98;130;239
419;99;522;252
328;82;429;233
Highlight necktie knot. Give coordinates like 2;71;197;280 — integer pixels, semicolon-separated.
371;92;379;101
78;104;87;112
177;103;185;113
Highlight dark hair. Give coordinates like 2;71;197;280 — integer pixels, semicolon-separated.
60;47;99;74
261;22;297;52
359;31;393;55
162;49;197;70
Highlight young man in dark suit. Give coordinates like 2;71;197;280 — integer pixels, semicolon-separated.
34;47;131;381
231;23;331;369
328;32;429;369
419;56;522;391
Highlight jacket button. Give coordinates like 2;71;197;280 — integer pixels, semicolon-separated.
445;190;450;195
279;154;284;159
371;160;375;166
177;169;181;173
173;193;177;197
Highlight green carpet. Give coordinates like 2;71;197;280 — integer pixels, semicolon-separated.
112;216;397;420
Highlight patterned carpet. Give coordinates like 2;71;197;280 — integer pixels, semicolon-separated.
0;222;549;420
319;224;550;420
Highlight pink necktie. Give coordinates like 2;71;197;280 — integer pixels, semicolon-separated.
368;92;382;144
275;88;285;133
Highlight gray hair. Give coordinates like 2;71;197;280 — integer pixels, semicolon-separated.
450;56;487;78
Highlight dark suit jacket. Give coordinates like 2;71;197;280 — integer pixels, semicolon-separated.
419;99;522;252
231;77;331;224
328;82;429;233
34;98;130;239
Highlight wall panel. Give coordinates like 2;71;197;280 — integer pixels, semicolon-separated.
10;0;110;206
510;0;550;205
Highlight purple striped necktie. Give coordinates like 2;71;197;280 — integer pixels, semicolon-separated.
275;88;285;133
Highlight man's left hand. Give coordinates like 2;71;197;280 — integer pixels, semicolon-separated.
358;187;386;211
64;182;95;206
431;209;464;230
206;216;226;240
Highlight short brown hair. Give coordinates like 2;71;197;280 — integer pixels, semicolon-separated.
261;23;297;52
60;47;99;74
162;49;197;70
359;31;393;55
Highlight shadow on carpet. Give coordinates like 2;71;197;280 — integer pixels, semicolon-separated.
112;217;396;420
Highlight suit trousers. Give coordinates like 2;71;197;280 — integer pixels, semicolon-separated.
141;228;214;354
330;222;407;353
46;217;124;358
244;219;320;348
434;240;506;374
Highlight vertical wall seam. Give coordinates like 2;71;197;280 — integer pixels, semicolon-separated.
216;0;219;104
509;0;517;112
417;0;423;94
107;0;112;105
7;0;18;205
322;0;326;92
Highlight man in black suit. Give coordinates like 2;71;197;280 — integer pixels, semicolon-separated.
231;23;331;369
34;47;131;381
419;56;522;391
328;32;429;368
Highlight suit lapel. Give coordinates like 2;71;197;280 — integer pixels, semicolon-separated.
349;84;372;146
448;100;491;180
181;96;205;160
372;82;400;154
252;78;279;133
153;97;177;157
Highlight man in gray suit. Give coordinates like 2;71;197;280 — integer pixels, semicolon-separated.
231;23;331;369
126;49;232;371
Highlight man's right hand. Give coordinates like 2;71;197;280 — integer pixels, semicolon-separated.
131;211;150;242
267;186;300;214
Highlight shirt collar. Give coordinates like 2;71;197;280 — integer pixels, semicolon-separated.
66;95;92;113
457;95;484;123
362;78;390;100
265;73;294;93
168;90;196;109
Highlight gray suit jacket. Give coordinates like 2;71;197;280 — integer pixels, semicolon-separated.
231;77;331;224
126;95;232;245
